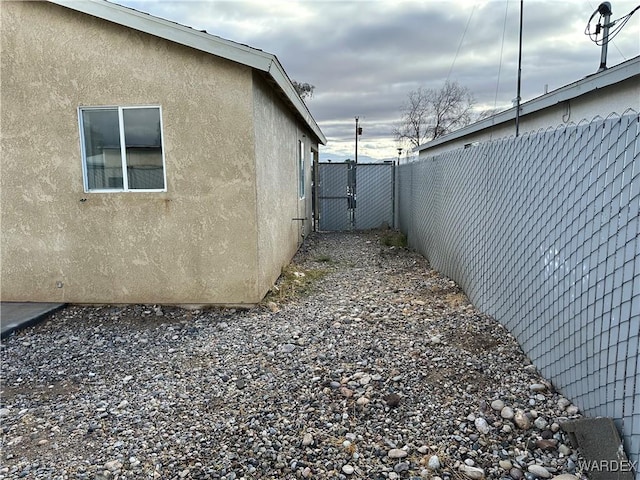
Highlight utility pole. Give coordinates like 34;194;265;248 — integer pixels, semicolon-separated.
355;117;362;163
597;2;612;72
515;0;523;137
352;116;362;229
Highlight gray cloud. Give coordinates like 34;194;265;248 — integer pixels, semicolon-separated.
118;0;639;160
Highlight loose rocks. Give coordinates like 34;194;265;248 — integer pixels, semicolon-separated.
388;448;408;459
528;464;552;478
0;232;583;480
514;409;532;429
342;464;355;475
428;455;441;470
474;416;491;434
302;432;314;446
460;464;486;479
501;405;515;419
383;392;402;407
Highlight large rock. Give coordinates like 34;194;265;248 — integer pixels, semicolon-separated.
527;465;551;478
514;410;531;429
459;465;485;479
474;417;490;434
388;448;408;458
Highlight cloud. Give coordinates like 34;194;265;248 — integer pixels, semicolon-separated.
117;0;640;161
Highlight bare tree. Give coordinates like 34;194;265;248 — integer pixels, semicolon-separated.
292;80;315;100
395;80;475;148
393;87;430;149
430;80;475;138
474;107;502;121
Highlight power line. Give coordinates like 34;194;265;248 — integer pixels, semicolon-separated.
515;0;523;136
493;0;510;110
585;2;639;70
587;0;629;60
446;4;477;83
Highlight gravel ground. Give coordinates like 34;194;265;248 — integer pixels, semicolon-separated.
1;231;585;480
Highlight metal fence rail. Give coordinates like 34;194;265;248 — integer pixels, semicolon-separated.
397;113;640;469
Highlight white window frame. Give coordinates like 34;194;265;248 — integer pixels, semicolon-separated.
78;105;167;193
298;139;305;199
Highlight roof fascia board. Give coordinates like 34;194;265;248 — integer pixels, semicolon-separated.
49;0;273;71
416;56;640;152
49;0;326;144
267;60;327;144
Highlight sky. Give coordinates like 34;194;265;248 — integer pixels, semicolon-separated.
116;0;640;162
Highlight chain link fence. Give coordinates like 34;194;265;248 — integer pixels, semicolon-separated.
318;163;394;231
317;163;352;231
397;112;640;469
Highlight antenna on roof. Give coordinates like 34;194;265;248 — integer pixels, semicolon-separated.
597;2;612;71
515;0;523;137
585;2;640;72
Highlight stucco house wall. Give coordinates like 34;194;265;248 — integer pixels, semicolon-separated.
252;73;316;297
1;1;323;305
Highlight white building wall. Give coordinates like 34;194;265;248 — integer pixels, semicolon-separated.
419;59;640;157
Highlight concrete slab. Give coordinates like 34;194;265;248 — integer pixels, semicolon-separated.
0;302;66;338
562;417;635;480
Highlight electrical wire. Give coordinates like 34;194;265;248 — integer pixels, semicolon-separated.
586;1;632;58
585;4;640;46
446;4;477;83
493;0;510;111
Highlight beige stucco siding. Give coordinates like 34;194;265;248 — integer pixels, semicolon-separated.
1;1;261;304
253;73;315;296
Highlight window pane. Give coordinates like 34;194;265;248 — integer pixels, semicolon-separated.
81;109;123;190
123;108;164;190
299;140;305;198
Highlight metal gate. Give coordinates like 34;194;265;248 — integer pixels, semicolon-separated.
317;162;395;231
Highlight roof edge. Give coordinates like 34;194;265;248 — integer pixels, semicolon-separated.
48;0;326;145
267;58;327;145
416;55;640;152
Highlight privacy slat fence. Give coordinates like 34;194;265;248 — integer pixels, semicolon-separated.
318;162;394;231
397;113;640;471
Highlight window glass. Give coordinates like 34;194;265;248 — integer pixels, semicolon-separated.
81;109;123;190
79;106;166;192
123;108;164;190
299;140;305;199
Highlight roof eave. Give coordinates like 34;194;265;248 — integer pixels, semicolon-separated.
415;55;640;152
265;59;327;145
48;0;326;145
